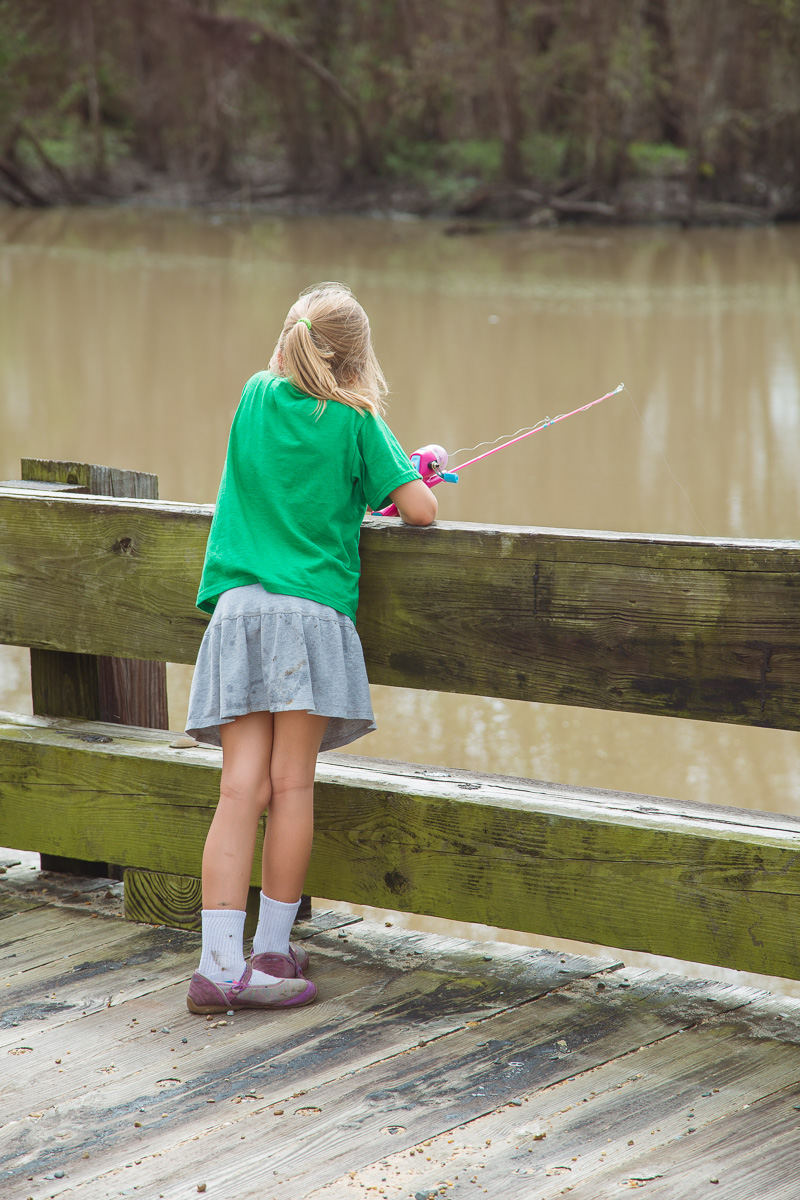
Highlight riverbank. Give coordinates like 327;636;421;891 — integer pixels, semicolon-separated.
208;176;799;230
4;0;799;237
4;167;797;230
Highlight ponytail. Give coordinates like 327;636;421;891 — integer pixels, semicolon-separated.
269;283;388;416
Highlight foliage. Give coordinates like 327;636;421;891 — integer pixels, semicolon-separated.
627;142;689;179
0;0;799;207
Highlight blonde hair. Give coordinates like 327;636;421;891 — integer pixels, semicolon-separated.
269;282;388;416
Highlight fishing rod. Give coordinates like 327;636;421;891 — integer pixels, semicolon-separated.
372;383;625;517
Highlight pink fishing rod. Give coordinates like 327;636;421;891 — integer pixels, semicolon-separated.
452;382;625;471
371;384;624;516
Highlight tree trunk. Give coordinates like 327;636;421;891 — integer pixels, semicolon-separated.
82;0;107;180
493;0;525;183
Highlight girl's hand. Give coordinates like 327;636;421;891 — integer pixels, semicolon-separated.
389;478;438;526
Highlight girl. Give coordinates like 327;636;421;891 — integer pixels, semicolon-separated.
184;282;437;1014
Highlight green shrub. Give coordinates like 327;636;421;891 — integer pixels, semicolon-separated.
628;142;689;178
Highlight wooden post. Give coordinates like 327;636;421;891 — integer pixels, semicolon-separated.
21;459;169;876
8;469;300;930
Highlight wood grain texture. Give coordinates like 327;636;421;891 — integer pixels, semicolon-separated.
28;648;102;721
20;457;159;499
18;462;169;878
358;519;800;728
123;866;204;929
0;922;611;1112
1;489;799;726
0;488;211;663
123;867;262;936
3;713;800;976
0;912;146;991
20;461;169;730
323;1010;800;1200
611;1082;800;1199
5;881;800;1200
0;479;88;493
96;655;168;727
23;964;763;1200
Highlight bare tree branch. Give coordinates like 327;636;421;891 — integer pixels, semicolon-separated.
169;1;376;173
19;124;76;195
0;155;50;206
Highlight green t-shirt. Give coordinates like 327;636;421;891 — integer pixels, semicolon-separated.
197;371;420;621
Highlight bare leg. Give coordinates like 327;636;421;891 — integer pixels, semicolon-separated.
262;710;328;902
202;711;274;911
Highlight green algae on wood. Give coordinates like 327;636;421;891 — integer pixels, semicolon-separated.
3;713;800;978
123;867;261;937
1;488;799;727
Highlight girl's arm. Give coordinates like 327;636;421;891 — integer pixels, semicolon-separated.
389;478;438;526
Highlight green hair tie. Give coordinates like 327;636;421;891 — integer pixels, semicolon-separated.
297;317;311;331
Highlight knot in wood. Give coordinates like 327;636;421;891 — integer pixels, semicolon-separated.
112;536;133;555
384;869;409;894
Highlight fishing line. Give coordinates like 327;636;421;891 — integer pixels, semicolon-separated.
449;423;555;464
449;384;624;471
446;381;710;536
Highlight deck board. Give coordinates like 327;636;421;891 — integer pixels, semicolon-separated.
2;873;800;1200
350;1011;800;1199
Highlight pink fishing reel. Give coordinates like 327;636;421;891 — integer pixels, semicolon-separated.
372;443;459;517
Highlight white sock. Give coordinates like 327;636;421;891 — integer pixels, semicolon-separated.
199;909;247;982
199;909;280;986
252;893;301;957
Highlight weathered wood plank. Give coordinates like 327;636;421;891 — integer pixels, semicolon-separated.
2;488;799;726
24;966;763;1200
0;715;229;881
0;859;124;917
0;909;355;1049
0;906;91;950
0;479;88;494
0;892;43;918
122;867;204;929
28;649;102;722
0;912;705;1185
0;489;211;664
317;1005;800;1200
613;1083;800;1199
360;521;800;730
4;889;800;1200
0;926;608;1109
3;713;800;976
7;890;799;1200
21;460;168;732
29;648;171;730
20;461;169;880
524;1077;800;1199
123;868;263;937
0;918;154;1016
0;918;199;1045
19;458;159;498
0;916;618;1191
0;909;173;983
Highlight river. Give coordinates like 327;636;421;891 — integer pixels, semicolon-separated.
2;207;799;991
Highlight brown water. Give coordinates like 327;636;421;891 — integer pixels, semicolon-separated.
2;207;799;990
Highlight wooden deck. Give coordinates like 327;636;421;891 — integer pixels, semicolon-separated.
3;860;800;1200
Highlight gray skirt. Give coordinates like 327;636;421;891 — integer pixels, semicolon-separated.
185;584;376;752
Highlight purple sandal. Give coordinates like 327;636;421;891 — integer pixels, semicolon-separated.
186;964;316;1014
251;942;310;979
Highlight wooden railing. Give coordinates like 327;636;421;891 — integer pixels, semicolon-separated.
1;461;800;975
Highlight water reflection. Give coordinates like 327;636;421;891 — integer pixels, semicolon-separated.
1;209;798;824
